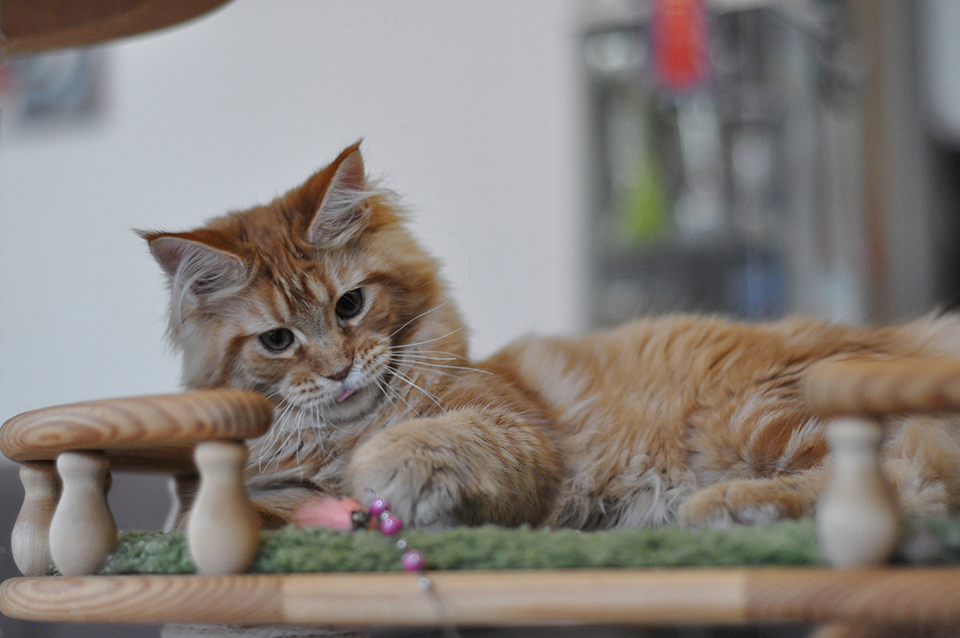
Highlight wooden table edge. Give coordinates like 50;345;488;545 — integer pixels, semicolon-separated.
3;567;958;627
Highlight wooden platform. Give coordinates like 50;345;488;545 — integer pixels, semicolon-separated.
4;360;960;630
4;568;960;627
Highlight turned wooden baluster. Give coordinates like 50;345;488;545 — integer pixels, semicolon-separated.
11;461;59;576
0;389;273;576
816;417;900;567
49;451;118;576
186;441;260;574
801;359;960;567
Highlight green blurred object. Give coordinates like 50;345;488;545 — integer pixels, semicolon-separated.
621;143;669;242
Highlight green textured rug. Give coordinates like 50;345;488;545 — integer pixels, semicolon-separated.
99;517;960;575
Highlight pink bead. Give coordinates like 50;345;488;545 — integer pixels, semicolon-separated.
401;550;425;572
369;497;391;517
379;513;403;535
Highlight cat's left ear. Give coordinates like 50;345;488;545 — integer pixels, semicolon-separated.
307;146;374;248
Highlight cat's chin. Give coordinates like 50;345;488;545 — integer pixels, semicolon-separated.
305;383;384;425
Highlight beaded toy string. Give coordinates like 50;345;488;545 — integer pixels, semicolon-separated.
352;494;461;638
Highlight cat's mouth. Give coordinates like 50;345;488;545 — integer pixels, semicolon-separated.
332;368;372;405
275;367;388;423
336;388;357;403
319;373;386;422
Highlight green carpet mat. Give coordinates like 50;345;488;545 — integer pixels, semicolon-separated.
98;517;960;575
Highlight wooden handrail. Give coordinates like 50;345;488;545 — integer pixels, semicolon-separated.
0;389;272;468
802;358;960;417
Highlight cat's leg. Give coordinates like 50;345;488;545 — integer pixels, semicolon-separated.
343;409;562;529
677;468;827;528
882;416;960;516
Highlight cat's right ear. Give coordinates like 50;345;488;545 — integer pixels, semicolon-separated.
139;232;247;298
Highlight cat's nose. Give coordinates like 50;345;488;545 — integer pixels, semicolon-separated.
327;364;352;381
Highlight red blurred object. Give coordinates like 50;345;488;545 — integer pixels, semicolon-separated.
652;0;708;92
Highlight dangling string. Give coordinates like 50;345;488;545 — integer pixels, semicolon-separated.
299;493;462;637
360;494;462;638
416;571;460;638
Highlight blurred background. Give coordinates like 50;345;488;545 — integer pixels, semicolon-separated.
2;0;960;636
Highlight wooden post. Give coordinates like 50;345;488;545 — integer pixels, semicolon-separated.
49;451;118;576
186;441;259;574
817;417;899;567
11;461;59;576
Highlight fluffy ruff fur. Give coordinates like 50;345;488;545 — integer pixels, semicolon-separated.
143;143;960;531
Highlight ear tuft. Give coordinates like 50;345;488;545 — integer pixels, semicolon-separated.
307;148;375;247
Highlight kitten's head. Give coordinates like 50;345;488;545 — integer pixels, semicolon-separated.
141;143;465;425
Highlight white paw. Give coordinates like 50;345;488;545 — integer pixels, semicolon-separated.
677;484;786;529
355;466;460;530
345;422;464;529
731;503;782;526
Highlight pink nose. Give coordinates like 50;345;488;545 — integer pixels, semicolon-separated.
327;365;351;381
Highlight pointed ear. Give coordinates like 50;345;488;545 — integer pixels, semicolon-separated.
307;147;374;248
140;232;247;298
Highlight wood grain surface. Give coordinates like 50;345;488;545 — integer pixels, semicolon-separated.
746;568;960;625
0;574;283;625
3;569;960;627
0;390;273;465
1;0;233;54
802;358;960;417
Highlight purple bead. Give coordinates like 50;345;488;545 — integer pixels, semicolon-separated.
369;497;391;517
379;513;403;536
401;549;425;572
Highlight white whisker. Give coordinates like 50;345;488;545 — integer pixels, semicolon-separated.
387;289;458;340
392;353;464;363
388;365;445;412
258;397;295;471
267;423;300;470
376;375;420;418
386;347;467;358
399;359;493;376
388;327;464;349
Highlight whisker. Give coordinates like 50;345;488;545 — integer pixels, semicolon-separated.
392;353;464;363
269;423;301;471
388;365;445;412
376;375;420;418
294;412;306;478
259;398;295;471
271;401;311;468
395;366;468;379
387;292;458;341
385;347;467;359
398;359;494;376
388;327;464;350
393;350;492;375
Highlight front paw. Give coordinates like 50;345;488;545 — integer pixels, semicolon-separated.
345;421;463;530
678;482;785;529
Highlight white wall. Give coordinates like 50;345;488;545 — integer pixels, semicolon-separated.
0;1;587;427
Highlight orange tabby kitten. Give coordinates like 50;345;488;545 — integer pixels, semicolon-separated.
143;143;960;531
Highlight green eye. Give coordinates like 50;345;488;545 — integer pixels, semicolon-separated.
335;288;364;320
258;328;295;353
